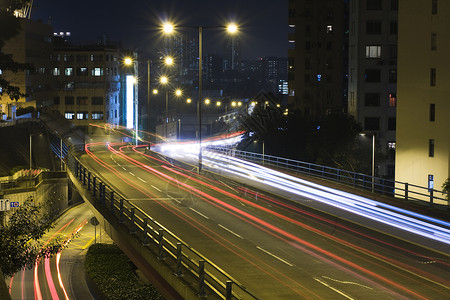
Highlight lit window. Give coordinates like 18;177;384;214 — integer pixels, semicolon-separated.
326;25;333;33
388;93;397;107
92;112;104;120
53;68;61;76
76;112;88;120
64;112;75;119
92;68;103;76
365;46;381;58
317;74;322;82
64;67;73;76
388;142;396;150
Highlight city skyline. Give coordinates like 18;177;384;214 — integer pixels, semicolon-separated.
31;0;289;59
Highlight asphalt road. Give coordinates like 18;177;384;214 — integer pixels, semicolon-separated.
8;202;105;300
80;143;450;299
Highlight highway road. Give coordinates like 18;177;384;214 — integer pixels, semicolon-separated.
79;141;450;299
8;203;101;300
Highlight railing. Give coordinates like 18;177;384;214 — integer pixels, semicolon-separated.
207;146;449;208
67;148;257;300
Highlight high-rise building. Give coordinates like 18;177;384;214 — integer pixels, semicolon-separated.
348;0;398;179
225;34;241;71
288;0;348;118
395;0;450;199
0;19;53;119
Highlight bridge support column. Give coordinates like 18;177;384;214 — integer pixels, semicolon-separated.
158;229;165;260
143;218;150;246
226;281;232;300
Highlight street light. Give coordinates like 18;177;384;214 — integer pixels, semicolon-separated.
160;76;169;137
163;21;238;173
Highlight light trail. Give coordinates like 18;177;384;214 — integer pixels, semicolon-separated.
111;143;438;297
200;151;450;245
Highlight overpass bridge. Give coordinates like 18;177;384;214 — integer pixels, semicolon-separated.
65;140;450;300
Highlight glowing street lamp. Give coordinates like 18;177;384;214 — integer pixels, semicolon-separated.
163;21;239;173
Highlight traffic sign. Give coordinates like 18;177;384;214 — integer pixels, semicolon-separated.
10;201;19;208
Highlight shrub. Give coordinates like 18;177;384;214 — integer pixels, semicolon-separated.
85;243;164;300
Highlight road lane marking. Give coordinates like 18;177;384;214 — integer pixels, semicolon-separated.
122;167;127;171
189;207;210;219
314;277;355;300
151;185;162;192
218;224;244;239
129;172;135;176
256;246;294;266
138;177;146;183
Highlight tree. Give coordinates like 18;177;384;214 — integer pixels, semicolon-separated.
0;199;65;277
443;178;450;200
0;0;32;101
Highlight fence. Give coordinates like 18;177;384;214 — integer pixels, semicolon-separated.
207;146;449;208
67;148;257;300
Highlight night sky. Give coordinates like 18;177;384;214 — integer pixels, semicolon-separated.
30;0;288;59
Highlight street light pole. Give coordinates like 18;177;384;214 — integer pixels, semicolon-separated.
372;134;375;192
198;26;203;174
165;88;169;138
147;59;151;136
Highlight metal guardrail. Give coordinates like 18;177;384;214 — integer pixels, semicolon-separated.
207;146;449;208
67;148;257;300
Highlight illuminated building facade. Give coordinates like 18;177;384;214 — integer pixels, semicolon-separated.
51;43;121;127
0;19;53;119
395;0;450;199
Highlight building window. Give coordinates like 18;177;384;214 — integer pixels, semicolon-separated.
364;117;380;131
430;68;436;86
430;103;435;121
92;112;104;120
366;21;382;34
326;25;333;33
391;0;398;10
389;69;397;83
77;112;88;120
365;93;380;106
64;67;73;76
53;68;60;76
367;0;382;10
64;96;74;105
77;96;88;105
77;67;88;76
317;74;322;82
64;111;75;120
92;97;103;105
53;96;60;105
64;112;75;119
388;117;396;130
388;93;397;107
365;45;381;58
390;21;398;35
92;68;103;76
431;32;437;50
365;69;381;82
388;142;396;150
429;139;435;157
432;0;437;15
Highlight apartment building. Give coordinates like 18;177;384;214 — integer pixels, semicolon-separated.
396;0;450;199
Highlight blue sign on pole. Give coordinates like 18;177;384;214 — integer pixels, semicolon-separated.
10;202;19;208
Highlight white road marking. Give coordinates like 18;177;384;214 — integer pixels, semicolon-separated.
122;167;127;171
218;224;244;239
151;185;162;192
314;277;355;300
189;208;210;219
137;177;146;183
256;246;294;267
129;172;135;176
